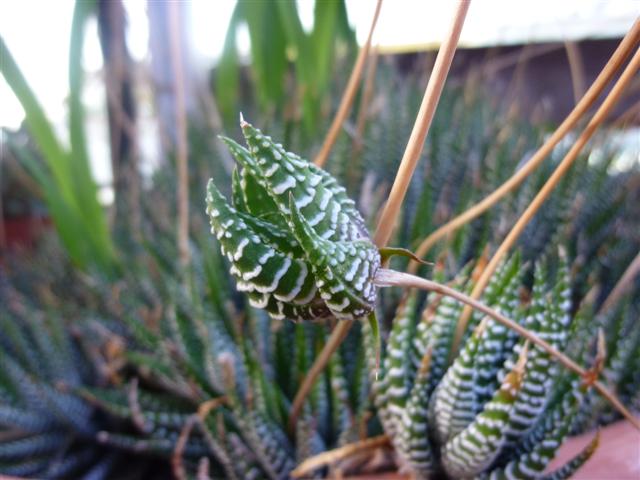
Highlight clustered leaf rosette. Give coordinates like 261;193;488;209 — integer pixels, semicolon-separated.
206;118;380;322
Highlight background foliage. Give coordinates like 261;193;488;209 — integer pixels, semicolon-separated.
1;1;638;478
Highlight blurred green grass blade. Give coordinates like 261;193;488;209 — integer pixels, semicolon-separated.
275;0;312;83
67;0;116;271
275;0;317;129
334;0;356;46
69;0;93;173
1;36;87;264
311;0;339;96
11;146;88;265
0;36;74;203
1;0;116;273
241;0;287;107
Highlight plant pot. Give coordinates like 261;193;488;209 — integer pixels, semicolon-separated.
548;419;640;479
1;215;51;250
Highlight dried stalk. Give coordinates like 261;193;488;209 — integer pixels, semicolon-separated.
565;40;586;105
172;398;227;480
451;46;640;356
291;434;391;478
289;1;469;433
128;377;149;433
481;43;562;78
613;98;640;127
408;19;640;273
168;1;190;268
600;250;640;313
352;47;380;155
373;0;470;247
314;0;383;168
374;269;640;430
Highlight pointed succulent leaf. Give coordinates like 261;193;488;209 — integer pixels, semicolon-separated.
486;385;586;480
231;166;249;214
225;432;262;480
442;347;528;478
396;349;436;477
415;280;466;395
207;180;327;321
431;319;485;444
500;257;572;447
387;294;419;411
472;260;523;409
223;138;284;224
238;119;368;241
238;411;296;480
541;431;599;480
208;120;379;322
287;194;380;320
379;292;419;436
328;350;353;439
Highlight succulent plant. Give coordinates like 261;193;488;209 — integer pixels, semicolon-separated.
369;253;607;479
206;119;380;323
2;72;638;479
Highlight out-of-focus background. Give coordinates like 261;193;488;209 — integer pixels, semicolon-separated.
2;0;638;226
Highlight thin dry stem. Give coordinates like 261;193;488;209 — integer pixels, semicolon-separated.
291;434;391;478
314;0;383;168
408;20;640;273
481;43;562;78
503;44;533;107
374;268;640;430
199;82;235;174
128;377;149;433
168;1;190;268
565;40;586;105
613;99;640;127
172;398;227;480
451;46;640;356
352;47;380;155
373;0;470;247
173;416;197;480
600;250;640;313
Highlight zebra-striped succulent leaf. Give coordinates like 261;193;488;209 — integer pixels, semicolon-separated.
442;344;528;478
206;119;380;322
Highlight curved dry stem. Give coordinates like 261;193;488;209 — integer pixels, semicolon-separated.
408;19;640;274
373;0;470;247
451;46;640;356
172;397;227;480
600;250;640;314
291;434;390;478
288;319;353;433
613;98;640;128
128;377;149;433
314;0;383;168
168;1;190;268
374;268;640;430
